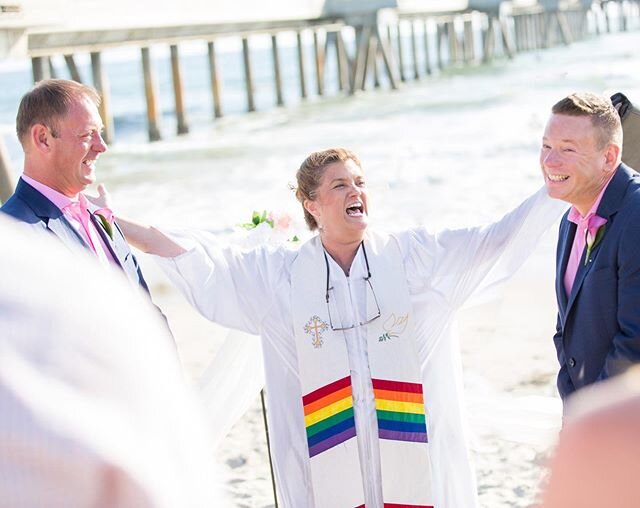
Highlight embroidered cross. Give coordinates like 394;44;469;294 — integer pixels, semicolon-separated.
304;315;328;349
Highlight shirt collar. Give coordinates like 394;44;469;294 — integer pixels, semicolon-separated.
21;174;78;211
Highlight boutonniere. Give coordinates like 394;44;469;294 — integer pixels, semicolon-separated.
584;215;607;265
94;207;115;240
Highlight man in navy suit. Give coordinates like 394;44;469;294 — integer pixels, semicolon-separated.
542;92;640;401
1;79;165;327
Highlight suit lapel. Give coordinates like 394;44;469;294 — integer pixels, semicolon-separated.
565;240;597;317
556;217;574;318
48;214;89;250
15;179;90;252
87;205;142;284
89;212;125;269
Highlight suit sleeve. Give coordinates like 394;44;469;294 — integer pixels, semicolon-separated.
599;209;640;379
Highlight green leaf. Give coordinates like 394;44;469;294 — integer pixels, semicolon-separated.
96;213;113;240
593;224;607;247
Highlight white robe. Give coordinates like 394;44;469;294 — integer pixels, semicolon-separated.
155;187;566;508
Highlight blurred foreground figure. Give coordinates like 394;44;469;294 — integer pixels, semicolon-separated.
0;215;224;507
541;367;640;508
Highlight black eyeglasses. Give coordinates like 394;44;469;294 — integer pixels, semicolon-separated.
324;242;381;331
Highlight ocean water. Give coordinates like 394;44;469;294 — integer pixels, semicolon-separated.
1;29;639;235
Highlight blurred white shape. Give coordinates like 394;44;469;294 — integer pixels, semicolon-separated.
465;373;562;450
0;214;226;507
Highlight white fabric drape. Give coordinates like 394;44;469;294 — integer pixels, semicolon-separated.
155;186;567;508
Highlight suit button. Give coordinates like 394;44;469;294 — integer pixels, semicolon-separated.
568;357;576;367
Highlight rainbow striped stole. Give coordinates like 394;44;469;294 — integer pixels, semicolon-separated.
373;378;428;443
303;376;356;458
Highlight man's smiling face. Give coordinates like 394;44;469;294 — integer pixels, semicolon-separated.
49;98;107;197
540;113;612;215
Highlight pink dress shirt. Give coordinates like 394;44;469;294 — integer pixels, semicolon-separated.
21;175;117;267
563;177;613;296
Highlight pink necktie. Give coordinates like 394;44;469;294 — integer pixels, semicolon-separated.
63;197;109;265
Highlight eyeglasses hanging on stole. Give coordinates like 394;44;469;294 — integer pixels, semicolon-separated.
323;242;381;332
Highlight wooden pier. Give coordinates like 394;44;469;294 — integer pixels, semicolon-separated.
1;0;640;202
11;1;640;144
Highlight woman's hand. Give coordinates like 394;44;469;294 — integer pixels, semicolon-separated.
85;186;187;257
87;183;113;210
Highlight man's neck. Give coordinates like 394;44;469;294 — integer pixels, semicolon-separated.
573;167;618;217
22;171;78;200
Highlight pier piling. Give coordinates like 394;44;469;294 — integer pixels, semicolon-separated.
242;37;256;113
271;34;284;106
207;41;223;119
141;47;162;142
170;44;189;135
64;54;82;83
296;31;308;100
90;51;114;145
0;137;15;205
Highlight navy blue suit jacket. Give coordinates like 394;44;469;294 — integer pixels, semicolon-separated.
554;163;640;399
1;178;150;292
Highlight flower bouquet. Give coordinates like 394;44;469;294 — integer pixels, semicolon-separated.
238;210;301;248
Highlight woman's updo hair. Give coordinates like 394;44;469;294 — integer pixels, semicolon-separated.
295;148;362;231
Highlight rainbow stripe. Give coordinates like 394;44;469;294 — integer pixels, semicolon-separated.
372;379;428;443
303;376;356;458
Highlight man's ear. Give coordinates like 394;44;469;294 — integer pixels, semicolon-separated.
30;124;53;153
603;143;621;172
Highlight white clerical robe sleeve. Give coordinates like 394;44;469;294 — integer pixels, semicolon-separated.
153;235;289;335
408;186;566;308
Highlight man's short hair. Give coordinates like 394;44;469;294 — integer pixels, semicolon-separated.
551;92;623;149
16;79;101;145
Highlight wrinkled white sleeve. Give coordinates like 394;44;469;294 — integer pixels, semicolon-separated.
152;231;288;335
408;186;567;308
394;188;566;508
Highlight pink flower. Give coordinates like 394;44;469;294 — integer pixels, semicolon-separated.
94;207;115;225
270;212;293;232
584;215;607;265
94;207;115;240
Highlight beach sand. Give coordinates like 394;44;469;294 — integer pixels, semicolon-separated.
142;222;563;508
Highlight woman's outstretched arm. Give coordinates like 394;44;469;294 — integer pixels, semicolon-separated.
90;184;186;257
